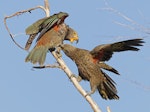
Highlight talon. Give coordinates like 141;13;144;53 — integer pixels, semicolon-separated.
76;76;82;82
85;90;95;97
84;92;92;97
56;52;62;58
69;74;76;79
55;47;62;58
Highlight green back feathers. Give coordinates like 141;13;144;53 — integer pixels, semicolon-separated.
25;12;68;35
25;17;48;35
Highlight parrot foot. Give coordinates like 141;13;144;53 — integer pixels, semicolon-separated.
85;85;97;97
76;76;82;82
69;74;82;82
55;47;62;58
84;91;95;97
69;74;77;80
56;52;62;58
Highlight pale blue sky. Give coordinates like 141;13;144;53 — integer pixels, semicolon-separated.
0;0;150;112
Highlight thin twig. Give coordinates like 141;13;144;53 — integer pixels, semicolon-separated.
122;76;150;92
4;5;47;50
5;6;46;19
113;21;138;31
33;64;62;69
100;0;150;34
4;18;25;50
107;106;111;112
44;0;50;16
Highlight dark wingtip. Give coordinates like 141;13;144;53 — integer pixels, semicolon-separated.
134;38;145;46
111;68;120;75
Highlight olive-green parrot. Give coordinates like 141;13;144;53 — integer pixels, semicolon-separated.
25;23;78;65
25;12;68;50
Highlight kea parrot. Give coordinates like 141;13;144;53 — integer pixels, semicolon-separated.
25;23;78;65
61;38;144;100
25;12;69;50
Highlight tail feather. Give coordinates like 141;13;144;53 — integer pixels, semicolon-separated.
39;48;47;65
104;74;117;92
31;47;45;64
97;70;119;100
103;82;119;99
25;46;48;65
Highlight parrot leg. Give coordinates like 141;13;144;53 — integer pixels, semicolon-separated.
69;75;82;82
85;78;97;97
67;74;83;83
85;86;97;97
49;48;61;58
76;75;82;82
55;47;62;58
68;74;77;80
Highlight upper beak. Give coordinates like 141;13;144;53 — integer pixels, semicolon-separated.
70;37;79;44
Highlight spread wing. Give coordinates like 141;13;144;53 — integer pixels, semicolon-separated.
25;17;49;35
25;12;68;50
90;38;144;61
36;12;68;42
25;33;38;50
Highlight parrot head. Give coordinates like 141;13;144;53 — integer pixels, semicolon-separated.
65;27;79;43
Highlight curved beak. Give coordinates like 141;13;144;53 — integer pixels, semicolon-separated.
66;27;79;44
70;37;79;44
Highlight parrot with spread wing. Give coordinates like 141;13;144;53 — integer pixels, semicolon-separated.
25;23;78;65
61;38;144;100
25;12;69;50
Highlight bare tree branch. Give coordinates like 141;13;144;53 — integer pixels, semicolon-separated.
4;5;47;50
33;63;62;69
44;0;50;16
122;77;150;92
4;17;24;50
107;106;111;112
